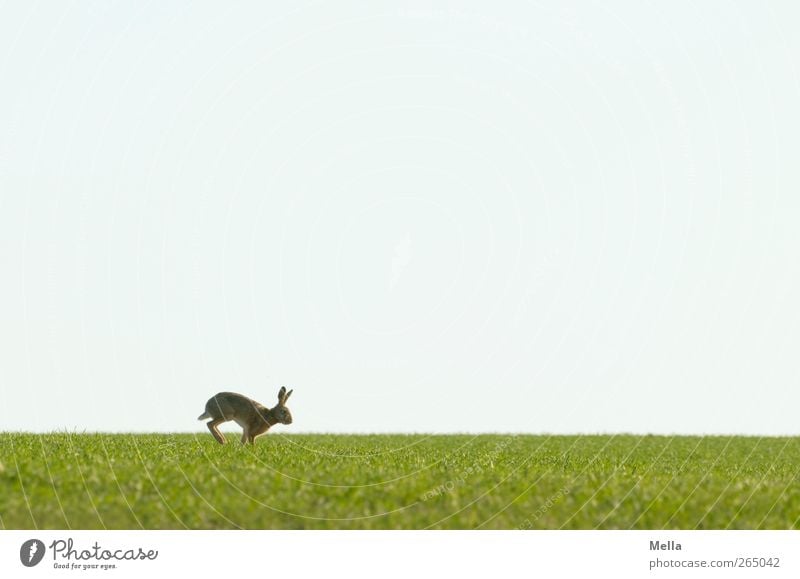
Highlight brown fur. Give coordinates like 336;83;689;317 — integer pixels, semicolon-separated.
198;387;293;445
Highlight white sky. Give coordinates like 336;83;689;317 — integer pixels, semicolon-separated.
1;1;798;434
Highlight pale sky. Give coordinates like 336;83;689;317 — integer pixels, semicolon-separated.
1;1;798;434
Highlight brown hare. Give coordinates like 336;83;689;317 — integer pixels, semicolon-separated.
198;387;294;445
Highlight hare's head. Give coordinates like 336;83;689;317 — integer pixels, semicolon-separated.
272;386;294;425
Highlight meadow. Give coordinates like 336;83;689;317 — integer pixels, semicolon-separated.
1;433;798;529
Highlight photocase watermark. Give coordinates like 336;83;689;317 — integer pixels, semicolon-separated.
389;233;412;291
19;539;46;567
18;537;158;571
516;486;571;529
397;7;530;42
420;436;517;502
514;247;561;324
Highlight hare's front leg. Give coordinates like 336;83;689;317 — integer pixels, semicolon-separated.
249;422;270;444
208;419;227;444
241;425;253;445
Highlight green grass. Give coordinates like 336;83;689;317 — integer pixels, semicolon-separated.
1;433;799;529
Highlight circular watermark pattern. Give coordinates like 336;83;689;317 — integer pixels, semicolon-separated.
19;539;46;567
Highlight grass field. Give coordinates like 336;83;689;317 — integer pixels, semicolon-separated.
1;433;799;529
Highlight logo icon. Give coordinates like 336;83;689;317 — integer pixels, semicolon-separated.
20;539;46;567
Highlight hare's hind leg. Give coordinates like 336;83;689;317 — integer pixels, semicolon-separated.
207;419;227;444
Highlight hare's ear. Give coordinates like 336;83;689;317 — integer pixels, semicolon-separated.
284;389;293;403
278;386;287;405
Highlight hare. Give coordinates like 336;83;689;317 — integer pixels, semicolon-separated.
198;387;294;445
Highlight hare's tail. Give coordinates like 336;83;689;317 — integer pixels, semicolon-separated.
197;411;210;421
